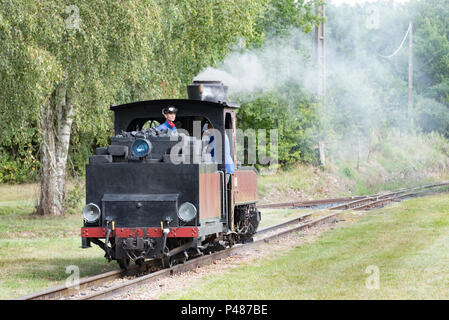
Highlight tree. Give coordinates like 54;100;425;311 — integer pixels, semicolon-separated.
0;0;327;209
0;0;269;215
0;1;166;215
412;0;449;105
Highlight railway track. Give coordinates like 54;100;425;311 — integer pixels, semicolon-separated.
17;181;449;300
16;211;339;301
259;180;449;210
78;212;341;300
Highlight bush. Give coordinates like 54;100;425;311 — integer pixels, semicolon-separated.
0;146;40;184
236;83;319;167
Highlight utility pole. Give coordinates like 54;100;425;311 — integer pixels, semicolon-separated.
316;5;326;98
408;21;413;126
315;4;326;167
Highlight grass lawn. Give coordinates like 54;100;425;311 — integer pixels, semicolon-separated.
0;183;307;300
257;207;310;229
2;181;449;300
0;184;117;299
161;193;449;299
0;236;117;299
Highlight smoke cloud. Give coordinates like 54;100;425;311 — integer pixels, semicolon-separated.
194;32;318;101
194;1;447;166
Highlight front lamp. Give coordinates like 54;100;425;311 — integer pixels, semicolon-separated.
83;203;101;223
178;202;197;222
131;139;151;158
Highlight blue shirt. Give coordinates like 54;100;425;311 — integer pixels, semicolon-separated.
156;121;177;133
209;133;234;174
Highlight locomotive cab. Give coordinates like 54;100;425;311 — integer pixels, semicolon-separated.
81;81;260;269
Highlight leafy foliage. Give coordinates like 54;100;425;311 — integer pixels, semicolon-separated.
0;0;268;182
237;84;319;167
2;0;449;184
412;0;449;106
323;0;449;146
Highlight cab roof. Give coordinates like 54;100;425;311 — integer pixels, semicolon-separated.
110;99;239;111
109;99;239;135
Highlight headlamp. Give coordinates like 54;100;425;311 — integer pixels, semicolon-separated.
131;139;151;157
83;203;101;223
178;202;197;222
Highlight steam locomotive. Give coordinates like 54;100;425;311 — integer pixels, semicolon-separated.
81;81;261;269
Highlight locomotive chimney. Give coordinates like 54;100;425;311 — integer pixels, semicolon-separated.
187;80;228;103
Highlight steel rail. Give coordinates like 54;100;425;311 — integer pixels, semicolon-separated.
260;181;449;210
17;212;321;300
17;180;449;300
79;211;341;300
78;184;422;301
257;196;366;209
16;259;159;300
17;212;313;300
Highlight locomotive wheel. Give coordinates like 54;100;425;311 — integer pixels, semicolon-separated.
235;206;260;243
227;234;236;247
161;256;172;268
135;258;145;266
161;256;181;268
117;258;130;270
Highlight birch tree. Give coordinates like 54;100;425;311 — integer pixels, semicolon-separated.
0;1;164;215
0;0;267;215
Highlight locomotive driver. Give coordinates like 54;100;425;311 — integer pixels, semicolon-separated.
156;106;178;132
202;121;235;180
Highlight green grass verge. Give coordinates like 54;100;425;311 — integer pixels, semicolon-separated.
0;237;116;299
0;180;309;299
0;207;116;299
257;208;310;229
161;193;449;299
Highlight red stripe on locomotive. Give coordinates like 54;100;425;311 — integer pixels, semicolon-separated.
81;227;199;238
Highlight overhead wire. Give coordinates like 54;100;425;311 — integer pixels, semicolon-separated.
377;23;411;59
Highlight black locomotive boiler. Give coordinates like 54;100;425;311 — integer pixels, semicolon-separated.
81;81;261;269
